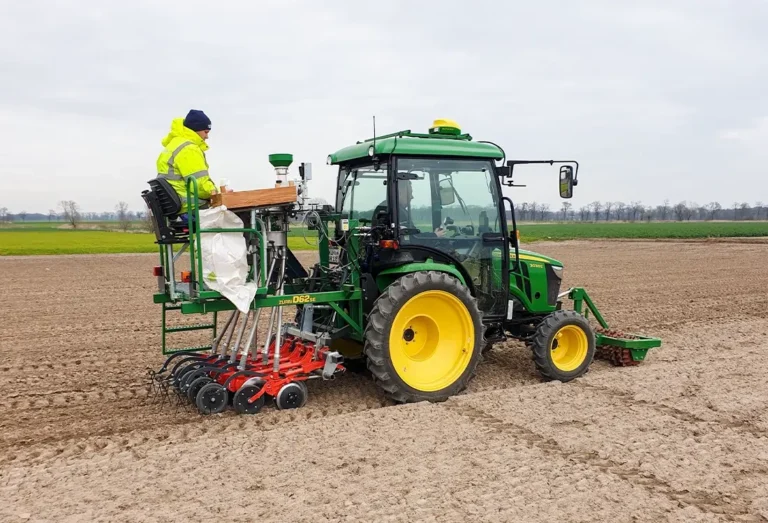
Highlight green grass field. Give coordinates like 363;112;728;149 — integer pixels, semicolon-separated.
0;221;149;232
0;230;312;255
1;221;766;255
517;221;768;241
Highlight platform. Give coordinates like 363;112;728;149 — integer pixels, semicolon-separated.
210;185;297;210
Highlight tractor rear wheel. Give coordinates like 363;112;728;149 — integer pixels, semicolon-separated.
364;271;483;403
529;310;595;382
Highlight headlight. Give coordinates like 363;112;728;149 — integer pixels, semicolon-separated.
326;155;333;165
368;145;375;156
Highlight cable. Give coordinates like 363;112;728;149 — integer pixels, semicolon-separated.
299;210;321;247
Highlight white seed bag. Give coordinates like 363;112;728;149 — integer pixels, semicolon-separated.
198;205;257;313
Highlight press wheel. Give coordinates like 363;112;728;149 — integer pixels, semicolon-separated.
195;382;229;415
187;376;212;403
275;381;308;410
233;384;266;415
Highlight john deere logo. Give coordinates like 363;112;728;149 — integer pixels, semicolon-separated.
278;294;317;306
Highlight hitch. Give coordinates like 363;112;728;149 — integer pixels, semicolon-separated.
561;287;662;364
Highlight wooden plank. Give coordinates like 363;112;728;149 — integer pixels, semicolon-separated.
210;185;297;210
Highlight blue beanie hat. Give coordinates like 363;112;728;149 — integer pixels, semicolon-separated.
183;109;211;132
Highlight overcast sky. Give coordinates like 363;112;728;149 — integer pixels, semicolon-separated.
2;0;766;214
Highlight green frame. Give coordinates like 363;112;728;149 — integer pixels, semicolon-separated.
566;287;661;361
153;179;367;353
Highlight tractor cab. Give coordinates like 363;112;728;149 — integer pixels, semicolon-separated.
332;119;539;321
330;119;580;333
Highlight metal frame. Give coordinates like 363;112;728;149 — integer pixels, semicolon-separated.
154;177;365;356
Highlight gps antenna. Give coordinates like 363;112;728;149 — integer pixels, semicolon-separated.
372;115;381;171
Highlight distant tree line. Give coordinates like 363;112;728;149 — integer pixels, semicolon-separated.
513;200;768;222
0;200;151;232
1;199;766;228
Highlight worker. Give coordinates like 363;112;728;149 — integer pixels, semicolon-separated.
156;109;218;222
372;178;414;229
371;178;446;236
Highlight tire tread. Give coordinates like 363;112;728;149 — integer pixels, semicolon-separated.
529;310;595;381
364;271;483;404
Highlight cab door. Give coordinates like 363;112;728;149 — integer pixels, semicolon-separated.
393;156;509;320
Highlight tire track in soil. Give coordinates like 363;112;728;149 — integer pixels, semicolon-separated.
575;382;768;440
0;379;394;466
0;358;127;373
0;400;390;467
0;387;146;412
443;401;764;523
0;358;211;380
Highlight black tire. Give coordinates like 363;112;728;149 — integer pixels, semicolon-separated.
195;382;229;415
233;384;266;414
529;310;595;382
186;376;212;403
180;368;207;395
173;364;198;391
364;271;483;403
275;381;308;410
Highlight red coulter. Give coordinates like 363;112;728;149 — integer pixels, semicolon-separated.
150;320;345;416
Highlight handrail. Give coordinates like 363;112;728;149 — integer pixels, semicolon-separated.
184;177;268;299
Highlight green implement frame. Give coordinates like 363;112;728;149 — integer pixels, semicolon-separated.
160;304;218;355
153;177;365;354
566;287;661;362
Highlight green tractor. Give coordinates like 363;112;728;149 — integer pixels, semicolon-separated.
145;118;660;413
321;118;659;403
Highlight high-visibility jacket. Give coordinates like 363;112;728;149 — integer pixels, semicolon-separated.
156;118;217;212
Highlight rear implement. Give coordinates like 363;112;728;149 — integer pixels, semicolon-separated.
563;286;662;366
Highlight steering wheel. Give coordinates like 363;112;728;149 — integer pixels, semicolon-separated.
445;225;460;237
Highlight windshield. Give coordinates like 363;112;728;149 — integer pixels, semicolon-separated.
395;157;501;237
337;164;389;222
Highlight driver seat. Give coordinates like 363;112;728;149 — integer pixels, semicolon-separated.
141;178;189;245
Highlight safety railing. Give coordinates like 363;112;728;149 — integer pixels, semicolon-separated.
184;176;269;299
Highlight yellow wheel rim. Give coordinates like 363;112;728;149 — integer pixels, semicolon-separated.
389;290;475;392
550;325;588;372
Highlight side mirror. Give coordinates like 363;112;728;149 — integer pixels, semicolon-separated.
438;179;456;206
559;166;574;199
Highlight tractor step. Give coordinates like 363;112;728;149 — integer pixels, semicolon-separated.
161;305;218;355
164;344;213;354
165;323;216;333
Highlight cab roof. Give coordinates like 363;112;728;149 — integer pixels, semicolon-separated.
327;119;504;165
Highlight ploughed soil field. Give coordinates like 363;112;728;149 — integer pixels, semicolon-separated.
1;240;767;522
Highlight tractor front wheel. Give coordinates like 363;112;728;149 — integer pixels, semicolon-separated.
364;271;483;403
529;310;595;382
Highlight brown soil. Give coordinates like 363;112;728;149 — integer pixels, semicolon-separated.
1;241;767;522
